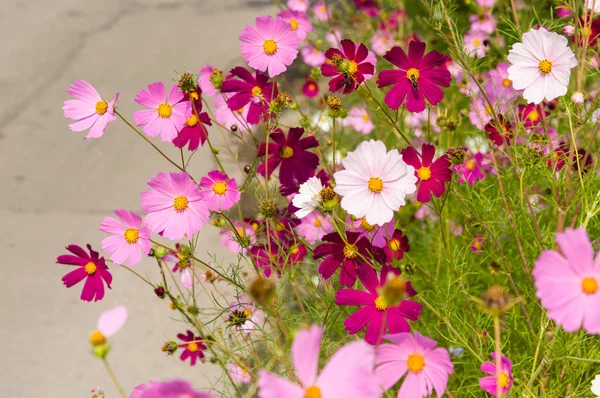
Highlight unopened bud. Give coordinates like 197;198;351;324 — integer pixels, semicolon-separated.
447;146;468;165
154;286;165;298
248;275;275;305
571;91;584;104
210;68;224;90
161;340;178;355
481;284;511;315
244;165;252;174
153;246;168;259
379;274;407;307
260;200;277;219
270;92;293;113
319;186;336;201
177;71;197;94
327;96;343;118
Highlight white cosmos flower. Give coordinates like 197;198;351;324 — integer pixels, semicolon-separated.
334;140;417;226
507;28;577;104
586;0;600;13
592;374;600;396
292;176;323;218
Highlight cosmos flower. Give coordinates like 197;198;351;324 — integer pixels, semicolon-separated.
292;176;324;218
177;330;207;366
371;30;394;56
140;172;210;240
198;65;219;96
479;353;514;396
258;325;381;398
287;0;309;12
198;170;240;212
336;265;421;345
346;217;394;248
516;103;548;129
342;105;374;134
312;2;331;21
57;244;112;302
239;15;300;77
401;143;451;203
464;31;489;57
383;229;410;262
592;374;600;396
485;116;514;146
100;209;151;267
228;364;251;384
507;28;578;104
62;80;119;139
172;90;211;152
455;153;487;185
334;140;417;226
377;40;451;113
220;221;256;254
228;296;265;334
376;332;454;398
277;10;312;41
321;39;375;94
469;13;497;34
133;380;212;398
301;45;327;67
133;82;190;142
533;227;600;333
220;66;278;125
213;93;250;131
302;78;320;98
297;212;334;244
89;305;128;348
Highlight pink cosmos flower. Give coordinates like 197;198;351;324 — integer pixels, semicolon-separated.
376;332;454;398
140;172;209;240
57;244;112;302
133;380;212;398
468;90;498;130
177;330;207;366
198;65;218;96
277;10;312;41
334;140;417;226
346;216;394;248
258;325;381;398
322;39;375;94
100;209;151;267
401;143;452;203
228;296;265;333
469;13;497;35
487;62;518;102
133;82;189;142
477;0;496;6
220;221;256;253
517;103;547;129
464;32;489;57
228;364;251;384
312;2;331;20
371;30;394;56
533;227;600;333
239;16;300;77
62;80;119;139
479;353;514;396
336;265;421;345
297;212;333;244
214;93;250;131
377;40;451;113
455;153;486;185
342;105;374;134
198;170;240;212
94;305;127;341
287;0;309;12
301;45;327;67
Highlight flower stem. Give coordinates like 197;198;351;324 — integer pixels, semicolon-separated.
493;315;503;398
102;358;127;398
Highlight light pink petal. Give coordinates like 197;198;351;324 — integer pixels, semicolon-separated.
292;326;322;387
182;268;193;289
68;114;99;132
167;84;184;104
100;216;126;235
67;80;101;103
63;99;95;120
556;228;594;274
97;305;128;337
258;371;304;398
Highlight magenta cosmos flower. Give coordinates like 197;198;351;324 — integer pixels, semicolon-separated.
133;82;190;142
132;380;212;398
57;244;112;302
336;265;421;345
239;15;300;77
172;89;211;152
257;127;319;190
140;172;209;240
485;116;513;146
258;325;381;398
177;330;207;366
455;153;486;185
376;332;454;398
401;143;452;203
313;231;384;286
220;66;278;125
321;39;375;94
384;229;410;262
198;170;240;212
62;80;119;139
377;40;451;113
533;227;600;333
100;209;151;267
479;353;514;396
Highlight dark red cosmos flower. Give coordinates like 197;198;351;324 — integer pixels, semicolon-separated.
173;87;211;151
574;17;600;46
257;127;319;190
353;0;379;16
336;264;421;345
401;143;452;203
377;40;451;113
313;231;385;286
321;39;375;94
302;78;319;98
383;229;410;262
220;66;278;125
177;330;206;366
485;116;514;146
550;143;594;172
517;103;548;129
250;240;284;277
57;244;112;302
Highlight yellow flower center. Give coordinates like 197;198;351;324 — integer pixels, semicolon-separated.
305;386;321;398
406;68;420;81
289;19;299;30
314;218;322;227
243;308;252;317
407;353;425;373
157;103;173;118
360;217;377;232
95;100;108;115
190;92;199;101
308;83;316;91
528;109;539;122
213;181;228;195
389;239;401;252
417;166;432;181
362;113;370;121
343;244;358;259
465;159;477;171
498;372;510;389
187;342;199;352
291;245;300;255
582;277;598;294
485;105;493;116
263;39;278;55
502;78;511;87
251;222;259;231
124;228;140;244
281;146;294;159
173;195;189;212
348;61;358;75
374;296;388;311
84;262;97;275
186;114;198;127
368;177;384;193
252;86;263;97
89;330;106;346
473;39;481;46
538;59;552;74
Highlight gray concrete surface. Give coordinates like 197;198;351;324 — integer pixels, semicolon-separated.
0;1;277;396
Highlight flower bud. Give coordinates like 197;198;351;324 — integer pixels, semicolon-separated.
310;67;322;81
231;124;238;132
248;275;275;305
563;25;575;36
91;387;105;398
260;200;277;219
571;91;584;104
161;340;178;355
446;146;469;165
481;284;511;315
379;274;407;307
209;68;224;90
177;71;197;94
92;343;110;359
319;186;336;201
327;96;343;118
154;286;165;298
270;92;293;113
244;165;252;174
153;246;168;259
